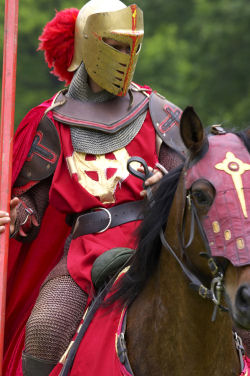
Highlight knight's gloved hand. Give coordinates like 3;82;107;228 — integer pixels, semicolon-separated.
0;197;20;235
140;166;164;198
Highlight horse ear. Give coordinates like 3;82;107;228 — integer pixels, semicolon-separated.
180;106;206;156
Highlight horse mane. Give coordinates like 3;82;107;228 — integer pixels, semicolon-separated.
108;128;250;307
108;163;184;306
235;128;250;153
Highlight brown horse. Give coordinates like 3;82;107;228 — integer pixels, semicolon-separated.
116;107;250;376
63;107;250;376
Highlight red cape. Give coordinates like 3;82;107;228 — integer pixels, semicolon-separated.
4;98;71;375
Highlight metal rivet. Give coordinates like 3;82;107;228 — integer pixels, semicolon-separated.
224;230;231;241
46;164;50;170
212;221;220;233
236;238;245;250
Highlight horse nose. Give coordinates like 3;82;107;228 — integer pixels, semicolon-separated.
236;284;250;313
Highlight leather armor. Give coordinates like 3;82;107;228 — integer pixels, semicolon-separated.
13;116;61;195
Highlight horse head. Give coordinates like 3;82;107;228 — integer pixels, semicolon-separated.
180;106;250;330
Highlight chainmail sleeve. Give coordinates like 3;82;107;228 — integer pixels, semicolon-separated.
13;177;52;242
159;142;184;171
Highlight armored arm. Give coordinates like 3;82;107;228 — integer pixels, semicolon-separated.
12;177;52;241
149;91;187;171
12;116;61;241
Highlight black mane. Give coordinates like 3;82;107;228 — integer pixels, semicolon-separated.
235;128;250;153
108;128;250;307
109;163;183;306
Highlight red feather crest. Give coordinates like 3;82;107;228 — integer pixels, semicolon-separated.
38;8;79;85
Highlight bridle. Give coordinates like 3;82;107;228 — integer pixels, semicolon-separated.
126;154;247;372
127;155;230;319
160;186;229;322
159;186;248;371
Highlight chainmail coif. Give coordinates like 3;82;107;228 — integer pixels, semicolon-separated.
67;63;147;155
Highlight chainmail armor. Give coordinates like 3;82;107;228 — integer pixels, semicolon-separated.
67;63;147;154
159;143;184;172
25;274;87;362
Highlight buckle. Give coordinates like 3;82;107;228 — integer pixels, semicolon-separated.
94;207;112;233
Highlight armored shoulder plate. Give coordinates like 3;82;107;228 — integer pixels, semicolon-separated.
52;88;150;134
149;91;187;159
14;116;61;194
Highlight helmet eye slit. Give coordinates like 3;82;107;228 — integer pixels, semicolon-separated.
70;4;144;95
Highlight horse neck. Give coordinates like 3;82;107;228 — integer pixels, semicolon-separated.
127;252;240;375
126;179;241;376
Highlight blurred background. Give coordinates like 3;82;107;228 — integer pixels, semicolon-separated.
0;0;250;130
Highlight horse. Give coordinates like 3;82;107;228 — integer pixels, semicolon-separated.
62;107;250;376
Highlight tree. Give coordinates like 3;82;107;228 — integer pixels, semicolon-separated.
1;0;250;129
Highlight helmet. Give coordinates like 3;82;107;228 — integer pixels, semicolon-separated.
68;0;144;96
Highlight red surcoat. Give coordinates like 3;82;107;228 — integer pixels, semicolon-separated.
4;88;158;374
50;110;158;296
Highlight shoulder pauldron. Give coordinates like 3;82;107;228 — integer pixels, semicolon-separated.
13;116;61;195
52;88;150;134
149;91;187;159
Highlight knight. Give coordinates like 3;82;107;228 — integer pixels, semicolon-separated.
0;0;185;374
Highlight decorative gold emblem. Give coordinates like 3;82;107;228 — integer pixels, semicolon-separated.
67;148;131;204
215;152;250;218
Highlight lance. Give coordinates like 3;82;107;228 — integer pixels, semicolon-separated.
0;0;19;371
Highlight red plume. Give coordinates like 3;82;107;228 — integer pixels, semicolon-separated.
38;8;79;85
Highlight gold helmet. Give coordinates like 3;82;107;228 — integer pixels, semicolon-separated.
68;0;144;96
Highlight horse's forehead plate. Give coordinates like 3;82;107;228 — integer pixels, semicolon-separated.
186;133;250;266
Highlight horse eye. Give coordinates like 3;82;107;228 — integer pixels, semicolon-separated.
192;190;213;206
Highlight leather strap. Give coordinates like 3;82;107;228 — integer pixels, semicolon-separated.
149;91;187;159
14;115;61;192
71;201;145;239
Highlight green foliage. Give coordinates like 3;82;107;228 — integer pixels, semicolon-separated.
1;0;250;129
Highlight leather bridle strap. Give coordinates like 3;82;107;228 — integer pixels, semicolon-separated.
160;230;213;299
160;195;229;308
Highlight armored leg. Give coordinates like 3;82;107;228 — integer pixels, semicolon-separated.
23;256;87;375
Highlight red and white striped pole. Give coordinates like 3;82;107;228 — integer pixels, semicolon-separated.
0;0;19;372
